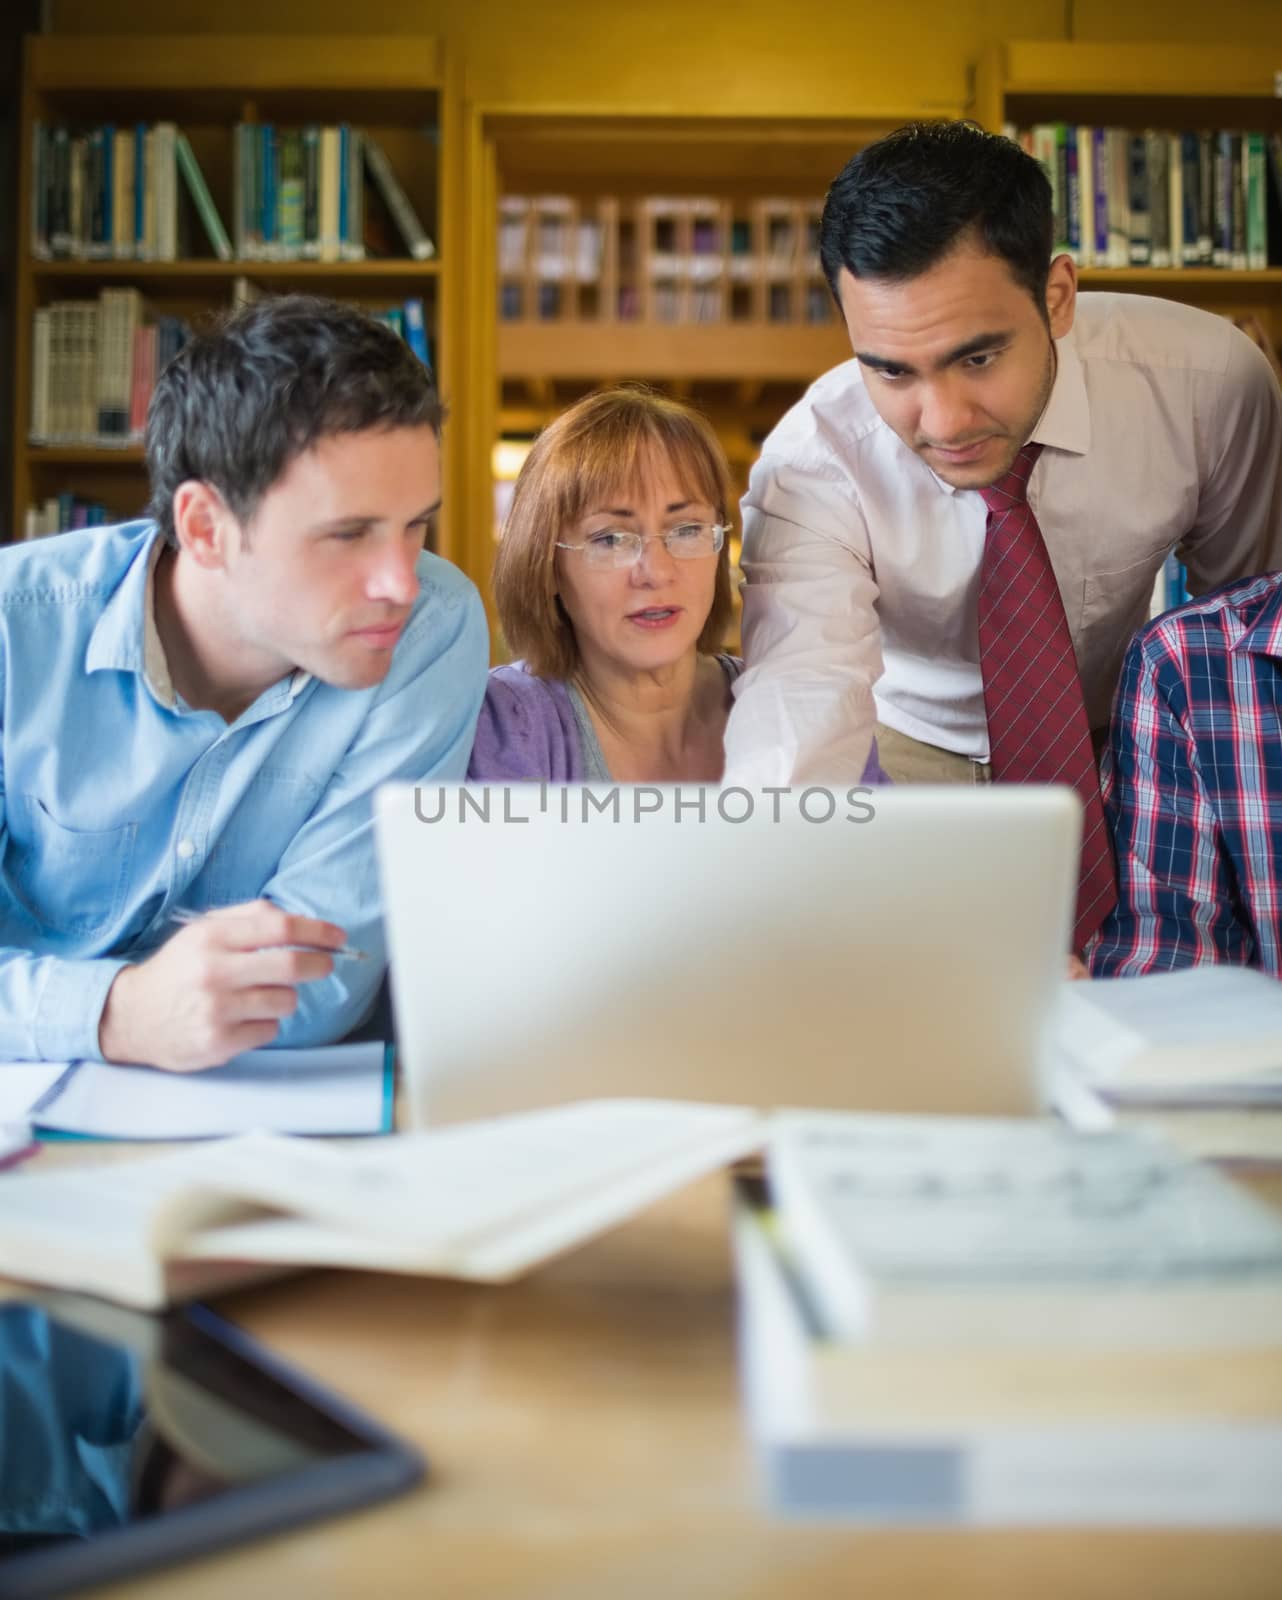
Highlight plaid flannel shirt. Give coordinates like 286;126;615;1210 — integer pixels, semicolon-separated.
1089;572;1282;978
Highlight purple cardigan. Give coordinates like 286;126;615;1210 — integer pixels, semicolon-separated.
467;661;887;784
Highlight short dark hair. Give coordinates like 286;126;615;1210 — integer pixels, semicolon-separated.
819;120;1054;312
145;293;443;548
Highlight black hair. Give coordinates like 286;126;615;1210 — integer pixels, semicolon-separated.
145;293;443;548
819;120;1054;313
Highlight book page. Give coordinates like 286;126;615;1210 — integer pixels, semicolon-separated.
0;1102;762;1305
173;1100;762;1265
0;1150;239;1308
769;1112;1282;1286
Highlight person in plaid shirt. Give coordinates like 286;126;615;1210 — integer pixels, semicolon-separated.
1089;571;1282;977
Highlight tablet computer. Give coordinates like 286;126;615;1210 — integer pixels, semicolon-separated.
0;1293;425;1597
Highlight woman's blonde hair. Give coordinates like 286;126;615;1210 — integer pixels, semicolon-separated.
493;386;735;680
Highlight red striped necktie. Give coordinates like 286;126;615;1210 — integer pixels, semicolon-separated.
976;441;1117;952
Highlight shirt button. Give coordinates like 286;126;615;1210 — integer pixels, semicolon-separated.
176;839;196;860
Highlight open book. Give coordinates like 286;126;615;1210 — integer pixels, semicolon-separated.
0;1100;762;1311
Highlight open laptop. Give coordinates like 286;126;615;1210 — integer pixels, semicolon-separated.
374;784;1079;1128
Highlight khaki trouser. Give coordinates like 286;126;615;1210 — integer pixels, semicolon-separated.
875;723;993;785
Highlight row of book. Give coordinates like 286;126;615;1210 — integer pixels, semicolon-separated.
230;125;432;264
499;195;825;286
32;122;221;264
23;494;115;543
28;290;434;449
1008;125;1282;269
498;193;833;325
29;292;189;448
30;122;435;265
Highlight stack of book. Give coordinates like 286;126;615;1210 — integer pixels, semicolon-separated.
736;1111;1282;1524
232;126;434;264
29;285;432;457
28;291;190;448
1053;965;1282;1164
23;493;112;543
1008;124;1282;270
31;122;230;263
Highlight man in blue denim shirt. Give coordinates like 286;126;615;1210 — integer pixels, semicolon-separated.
0;296;487;1070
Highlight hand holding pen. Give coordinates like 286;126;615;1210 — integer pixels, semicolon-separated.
98;899;361;1074
169;906;368;962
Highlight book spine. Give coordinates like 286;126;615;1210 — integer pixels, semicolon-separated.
77;301;98;443
153;122;178;262
31;123;50;259
319;125;340;262
261;123;278;260
95;287;116;438
337;123;350;258
1106;128;1130;268
344;127;366;261
1092;126;1109;263
1166;132;1183;271
69;137;88;260
278;129;304;259
175;130;233;261
301;125;320;259
1127;134;1150;266
243;123;262;259
87;127;107;259
363;135;435;261
1146;131;1170;269
133;121;147;258
1197;132;1215;264
100;125;115;260
29;307;50;443
1246;131;1266;271
112;127;134;261
1214;131;1232;267
402;296;431;368
1065;125;1081;263
1230;131;1246;271
1179;133;1200;266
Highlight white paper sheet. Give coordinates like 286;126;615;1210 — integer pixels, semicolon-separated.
31;1044;390;1141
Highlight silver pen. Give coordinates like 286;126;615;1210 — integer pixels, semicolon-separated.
169;906;369;962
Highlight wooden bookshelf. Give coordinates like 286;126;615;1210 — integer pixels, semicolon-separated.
482;114;939;561
973;42;1282;354
12;34;456;553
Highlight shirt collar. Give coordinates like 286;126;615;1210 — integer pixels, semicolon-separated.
1030;321;1091;457
1234;579;1282;661
85;527;313;712
924;319;1091;496
85;524;168;693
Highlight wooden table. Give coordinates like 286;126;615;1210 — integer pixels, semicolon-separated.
19;1164;1267;1600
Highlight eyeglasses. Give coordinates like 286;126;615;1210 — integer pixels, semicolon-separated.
555;522;729;571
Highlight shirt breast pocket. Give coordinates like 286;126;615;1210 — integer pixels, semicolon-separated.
5;795;138;941
1080;551;1165;640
